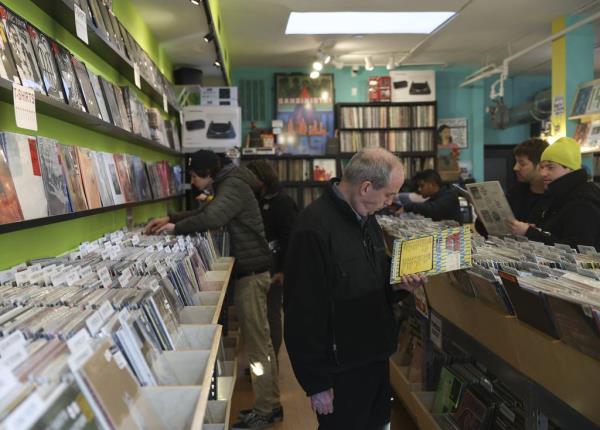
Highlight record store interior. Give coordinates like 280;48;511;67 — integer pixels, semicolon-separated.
1;0;600;429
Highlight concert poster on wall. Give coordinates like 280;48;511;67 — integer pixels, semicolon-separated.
274;73;334;155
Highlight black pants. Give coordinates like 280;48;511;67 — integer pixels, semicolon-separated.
267;283;283;358
317;360;391;430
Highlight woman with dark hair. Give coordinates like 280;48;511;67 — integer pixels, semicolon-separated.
246;160;298;360
436;124;453;148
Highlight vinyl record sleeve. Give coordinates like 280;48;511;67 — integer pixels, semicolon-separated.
59;144;88;212
113;153;136;202
1;8;45;93
37;136;71;215
28;26;65;102
0;143;23;224
52;41;86;112
77;146;103;209
98;76;121;127
113;85;132;132
91;151;114;206
87;69;111;123
71;56;102;119
130;156;153;201
0;14;20;84
0;132;48;220
102;152;125;205
87;0;108;36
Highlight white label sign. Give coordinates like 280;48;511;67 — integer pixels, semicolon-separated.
163;93;168;113
66;328;92;354
74;4;89;44
118;268;132;287
66;270;80;287
134;63;141;89
98;267;112;288
86;311;104;336
13;83;37;131
99;301;115;321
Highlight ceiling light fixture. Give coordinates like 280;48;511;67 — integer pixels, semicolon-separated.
190;0;201;5
214;59;222;68
386;56;395;70
312;61;323;71
364;56;374;71
203;32;214;43
310;70;320;79
286;12;456;35
318;50;331;65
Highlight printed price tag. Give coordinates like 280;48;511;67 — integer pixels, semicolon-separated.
118;269;132;287
66;328;92;353
110;232;120;241
5;392;44;430
99;301;115;321
74;3;89;44
66;270;80;287
109;248;119;261
13;83;37;131
132;234;140;246
85;311;104;336
79;265;94;280
101;249;110;261
163;93;168;113
134;63;141;89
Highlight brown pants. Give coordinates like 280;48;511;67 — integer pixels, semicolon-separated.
234;271;281;415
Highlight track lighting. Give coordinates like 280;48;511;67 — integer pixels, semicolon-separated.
312;61;323;71
386;56;395;70
364;56;374;71
203;32;214;43
318;51;331;65
310;70;320;79
190;0;200;5
214;59;222;68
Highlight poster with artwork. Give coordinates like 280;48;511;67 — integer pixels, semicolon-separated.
438;117;468;148
275;73;334;155
389;70;436;102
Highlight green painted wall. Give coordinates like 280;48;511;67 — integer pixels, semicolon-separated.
0;0;180;268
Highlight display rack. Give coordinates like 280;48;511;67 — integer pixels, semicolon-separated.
389;273;600;430
29;0;180;115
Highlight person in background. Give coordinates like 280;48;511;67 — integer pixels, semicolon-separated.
436;124;453;148
398;169;462;223
246;160;299;363
476;138;549;237
284;148;425;430
508;137;600;250
143;150;281;429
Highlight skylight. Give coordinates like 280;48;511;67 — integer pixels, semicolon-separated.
285;12;456;35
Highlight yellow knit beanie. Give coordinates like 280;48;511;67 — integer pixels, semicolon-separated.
540;137;581;170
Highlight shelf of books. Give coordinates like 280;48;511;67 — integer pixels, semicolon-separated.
29;0;180;115
382;216;600;430
0;228;237;429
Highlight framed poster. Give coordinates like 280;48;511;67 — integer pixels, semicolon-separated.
274;73;334;155
438;117;468;149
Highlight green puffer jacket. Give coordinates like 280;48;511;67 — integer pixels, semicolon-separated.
170;165;271;275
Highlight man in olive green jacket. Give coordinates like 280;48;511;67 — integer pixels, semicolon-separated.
144;150;281;429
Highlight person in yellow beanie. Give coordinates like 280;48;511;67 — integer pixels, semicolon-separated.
508;137;600;250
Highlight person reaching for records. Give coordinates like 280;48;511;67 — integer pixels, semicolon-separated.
143;150;281;429
508;137;600;250
284;148;425;430
246;160;298;365
396;169;462;223
476;138;549;237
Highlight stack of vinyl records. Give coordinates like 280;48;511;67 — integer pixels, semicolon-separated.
411;105;436;127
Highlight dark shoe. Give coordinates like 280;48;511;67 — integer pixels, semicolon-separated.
231;410;275;429
239;405;283;422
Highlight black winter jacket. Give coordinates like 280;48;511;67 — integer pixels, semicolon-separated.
284;181;408;396
475;182;549;237
170;165;271;275
258;187;298;273
403;187;462;223
525;169;600;250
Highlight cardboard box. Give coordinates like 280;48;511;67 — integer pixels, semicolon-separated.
182;105;241;152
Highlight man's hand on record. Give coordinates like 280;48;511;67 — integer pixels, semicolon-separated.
156;223;175;235
311;388;334;415
392;273;427;292
271;272;284;286
506;219;531;236
144;216;170;235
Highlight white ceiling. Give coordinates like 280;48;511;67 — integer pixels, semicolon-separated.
132;0;599;81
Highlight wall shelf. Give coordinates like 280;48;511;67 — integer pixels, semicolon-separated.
0;78;181;156
0;195;184;234
339;127;437;132
29;0;179;115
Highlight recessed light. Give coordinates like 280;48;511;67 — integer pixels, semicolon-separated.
286;12;455;34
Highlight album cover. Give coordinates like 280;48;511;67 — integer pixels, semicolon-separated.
125;154;141;201
98;76;120;127
102;152;125;205
118;21;134;61
130;156;153;201
97;0;117;45
71;56;102;119
87;0;108;36
113;153;136;202
0;144;23;224
59;144;88;211
52;41;86;112
37;136;71;215
87;69;111;123
312;159;336;181
113;85;132;132
91;151;114;206
106;9;127;56
145;163;163;199
77;146;103;209
0;132;48;220
30;382;99;430
1;8;45;93
28;26;65;102
0;15;20;83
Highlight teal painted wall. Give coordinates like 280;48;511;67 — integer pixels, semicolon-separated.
0;0;179;269
232;66;488;180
